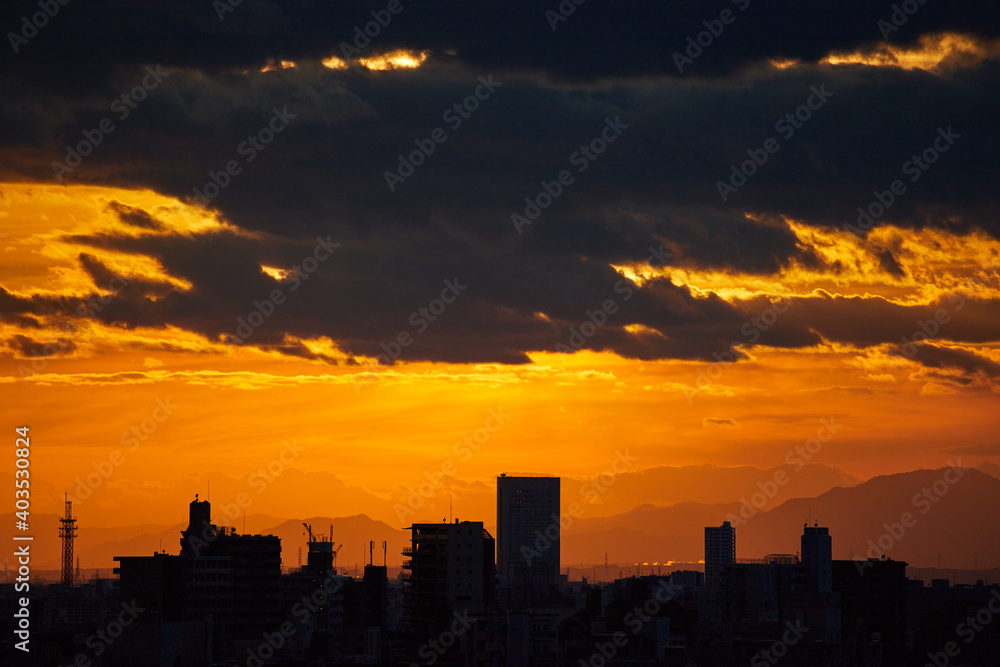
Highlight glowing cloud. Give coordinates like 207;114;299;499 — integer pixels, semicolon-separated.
320;50;429;71
821;33;1000;73
260;60;296;72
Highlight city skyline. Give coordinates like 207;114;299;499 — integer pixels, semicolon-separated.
7;461;1000;582
8;480;999;665
3;0;1000;662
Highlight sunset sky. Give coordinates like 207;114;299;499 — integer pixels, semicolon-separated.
2;1;999;534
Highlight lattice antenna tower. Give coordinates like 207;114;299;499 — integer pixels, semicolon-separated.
58;493;77;585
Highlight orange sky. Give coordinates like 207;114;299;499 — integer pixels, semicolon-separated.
2;182;999;530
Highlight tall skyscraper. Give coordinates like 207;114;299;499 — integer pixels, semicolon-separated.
496;474;560;595
801;523;833;593
704;520;736;588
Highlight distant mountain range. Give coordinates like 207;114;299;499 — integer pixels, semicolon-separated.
0;461;860;530
5;464;998;576
563;466;1000;569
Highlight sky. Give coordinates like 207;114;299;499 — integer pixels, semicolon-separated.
1;0;999;532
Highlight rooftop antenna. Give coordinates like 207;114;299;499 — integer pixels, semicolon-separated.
370;540;374;567
383;541;387;566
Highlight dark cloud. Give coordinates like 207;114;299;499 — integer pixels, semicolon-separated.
7;333;76;357
876;247;906;277
7;222;993;365
703;418;738;428
895;343;1000;381
107;200;163;230
2;2;999;364
2;0;998;82
3;58;999;246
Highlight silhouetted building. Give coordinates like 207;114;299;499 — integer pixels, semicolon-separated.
700;523;842;664
114;551;186;622
339;565;389;661
907;579;1000;667
704;520;736;588
700;520;736;636
307;539;335;574
402;520;496;663
497;474;560;604
115;496;281;662
833;556;908;665
803;524;833;593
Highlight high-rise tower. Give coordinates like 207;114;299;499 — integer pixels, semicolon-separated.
704;520;736;588
496;474;560;598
